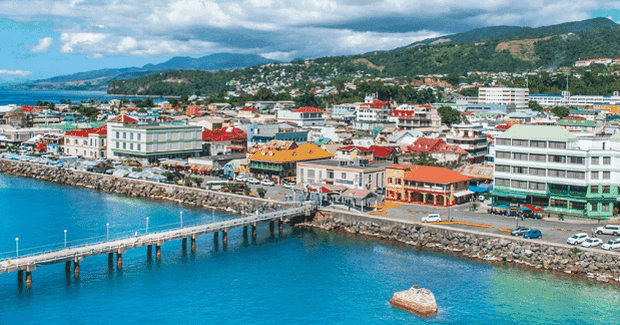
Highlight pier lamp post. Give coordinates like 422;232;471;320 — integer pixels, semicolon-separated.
146;217;149;234
64;230;67;248
180;211;183;228
15;238;18;257
106;223;109;241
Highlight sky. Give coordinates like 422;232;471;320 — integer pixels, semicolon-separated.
1;0;619;82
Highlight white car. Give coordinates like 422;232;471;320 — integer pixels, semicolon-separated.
283;182;294;189
422;214;441;223
595;225;620;236
261;179;275;186
566;233;589;245
234;176;247;182
248;177;260;185
601;238;620;250
581;238;603;248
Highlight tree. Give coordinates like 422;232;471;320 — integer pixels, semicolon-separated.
529;100;543;112
137;108;148;114
255;88;275;101
244;187;251;196
552;106;570;118
415;152;439;166
438;106;461;126
168;98;179;106
256;187;266;198
47;102;56;110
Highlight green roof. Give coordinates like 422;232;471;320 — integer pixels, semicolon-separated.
609;133;620;142
556;119;598;127
498;125;578;141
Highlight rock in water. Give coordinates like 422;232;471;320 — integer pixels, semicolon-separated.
389;286;437;317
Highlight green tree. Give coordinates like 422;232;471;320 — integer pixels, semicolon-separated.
529;100;543;112
438;106;461;126
137;108;148;113
47;102;56;110
255;88;275;101
415;152;439;166
244;187;251;196
552;106;570;118
256;187;266;198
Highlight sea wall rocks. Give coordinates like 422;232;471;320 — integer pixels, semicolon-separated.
0;159;289;214
389;286;438;317
303;210;620;284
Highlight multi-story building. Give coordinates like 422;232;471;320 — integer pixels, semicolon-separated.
493;125;619;219
385;164;472;206
530;91;620;111
446;124;489;163
276;107;324;127
201;127;247;156
106;115;203;164
63;125;107;159
248;143;334;183
0;125;53;148
330;103;357;122
296;159;390;191
354;95;394;131
478;87;529;110
387;104;441;130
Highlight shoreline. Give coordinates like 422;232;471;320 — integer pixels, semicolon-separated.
299;208;620;285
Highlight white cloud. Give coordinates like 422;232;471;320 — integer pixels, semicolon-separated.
29;37;53;53
0;69;32;76
60;32;109;53
260;51;296;61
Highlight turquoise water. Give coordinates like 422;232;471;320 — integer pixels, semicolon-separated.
0;174;619;324
0;89;167;106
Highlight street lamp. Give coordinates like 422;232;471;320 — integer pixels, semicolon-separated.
180;211;183;228
15;238;18;257
64;230;67;248
146;217;149;234
106;223;110;241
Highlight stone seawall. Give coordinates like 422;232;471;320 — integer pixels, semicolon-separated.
0;159;290;214
303;209;620;284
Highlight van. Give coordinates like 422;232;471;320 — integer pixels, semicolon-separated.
596;225;620;236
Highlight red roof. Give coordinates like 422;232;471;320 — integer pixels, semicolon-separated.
338;145;372;152
239;107;257;112
407;138;445;153
108;114;138;123
388;164;470;184
368;145;394;158
65;125;107;138
388;110;417;117
292;106;323;113
34;142;47;151
202;127;247;142
495;124;511;130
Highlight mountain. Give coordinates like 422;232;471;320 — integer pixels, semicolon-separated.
17;53;276;91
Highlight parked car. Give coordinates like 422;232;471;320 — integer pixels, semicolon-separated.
283;182;294;189
247;177;260;185
581;238;603;248
523;229;542;239
421;214;441;223
261;179;275;186
567;233;589;245
510;227;531;236
595;225;620;236
601;238;620;250
234;176;247;182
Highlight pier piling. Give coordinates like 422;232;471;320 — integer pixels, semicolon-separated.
252;223;257;238
279;219;283;232
191;238;196;252
116;253;123;268
214;231;219;244
74;261;80;276
155;245;162;260
65;261;71;274
147;245;153;259
182;238;187;250
17;270;23;284
243;226;248;238
270;220;275;233
25;271;32;287
108;253;114;267
222;229;228;245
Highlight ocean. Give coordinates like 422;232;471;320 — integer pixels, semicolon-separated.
0;89;168;106
0;174;619;324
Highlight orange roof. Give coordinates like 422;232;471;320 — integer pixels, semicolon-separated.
397;165;470;184
248;143;334;163
292;106;323;113
65;125;107;137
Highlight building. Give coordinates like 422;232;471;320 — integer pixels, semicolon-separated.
385;164;473;206
530;91;620;110
63;125;107;159
0;125;53;148
354;96;393;131
276;107;324;127
493;125;619;219
446;124;489;162
387;104;441;130
296;159;390;191
0;105;27;127
248;143;334;183
478;87;529;110
201;127;247;156
330;103;357;122
107;115;203;164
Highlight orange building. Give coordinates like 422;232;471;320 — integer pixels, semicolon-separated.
385;164;473;206
248;143;334;183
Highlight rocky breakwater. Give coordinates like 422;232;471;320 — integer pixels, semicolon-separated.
302;212;620;283
389;286;437;316
0;159;288;214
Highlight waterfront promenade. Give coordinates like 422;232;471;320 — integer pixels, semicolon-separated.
1;203;315;285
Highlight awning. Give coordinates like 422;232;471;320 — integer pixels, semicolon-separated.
490;190;527;199
454;190;474;198
469;185;492;193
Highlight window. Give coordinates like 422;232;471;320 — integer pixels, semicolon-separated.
602;204;610;212
83;140;87;146
591;157;599;165
513;139;528;147
529;182;546;190
549;155;566;163
497;138;510;146
341;172;346;179
137;133;141;140
590;185;598;193
153;134;158;141
566;171;585;179
137;144;141;151
570;201;586;210
308;170;315;178
123;132;126;139
549;184;568;191
130;133;134;140
495;178;510;186
122;143;126;149
548;169;566;178
116;131;119;138
529;154;546;162
529;168;545;176
512;166;527;174
603;171;610;180
591;171;599;179
327;171;334;179
530;140;546;148
513;153;528;161
549;141;566;149
496;151;511;159
116;142;119;149
590;204;597;211
550;199;567;208
571;186;587;193
603;157;611;165
130;143;134;150
495;165;510;173
511;180;527;189
568;156;585;164
602;186;610;194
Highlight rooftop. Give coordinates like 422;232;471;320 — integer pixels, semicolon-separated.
389;164;470;184
497;125;578;142
248;143;334;163
297;159;393;170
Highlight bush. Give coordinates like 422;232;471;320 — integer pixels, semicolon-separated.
570;247;582;255
256;187;266;198
244;187;251;196
558;213;565;221
132;167;143;172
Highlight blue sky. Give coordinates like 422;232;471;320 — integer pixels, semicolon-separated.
0;0;618;82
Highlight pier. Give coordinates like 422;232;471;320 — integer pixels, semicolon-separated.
1;204;315;286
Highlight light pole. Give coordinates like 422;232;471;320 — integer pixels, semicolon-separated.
211;208;214;222
64;230;67;248
146;217;149;234
15;238;18;257
106;223;109;241
180;211;183;228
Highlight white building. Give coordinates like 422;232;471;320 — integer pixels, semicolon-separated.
530;91;620;109
446;124;489;162
63;125;107;159
387;104;441;130
478;87;529;110
296;159;391;191
276;107;325;127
